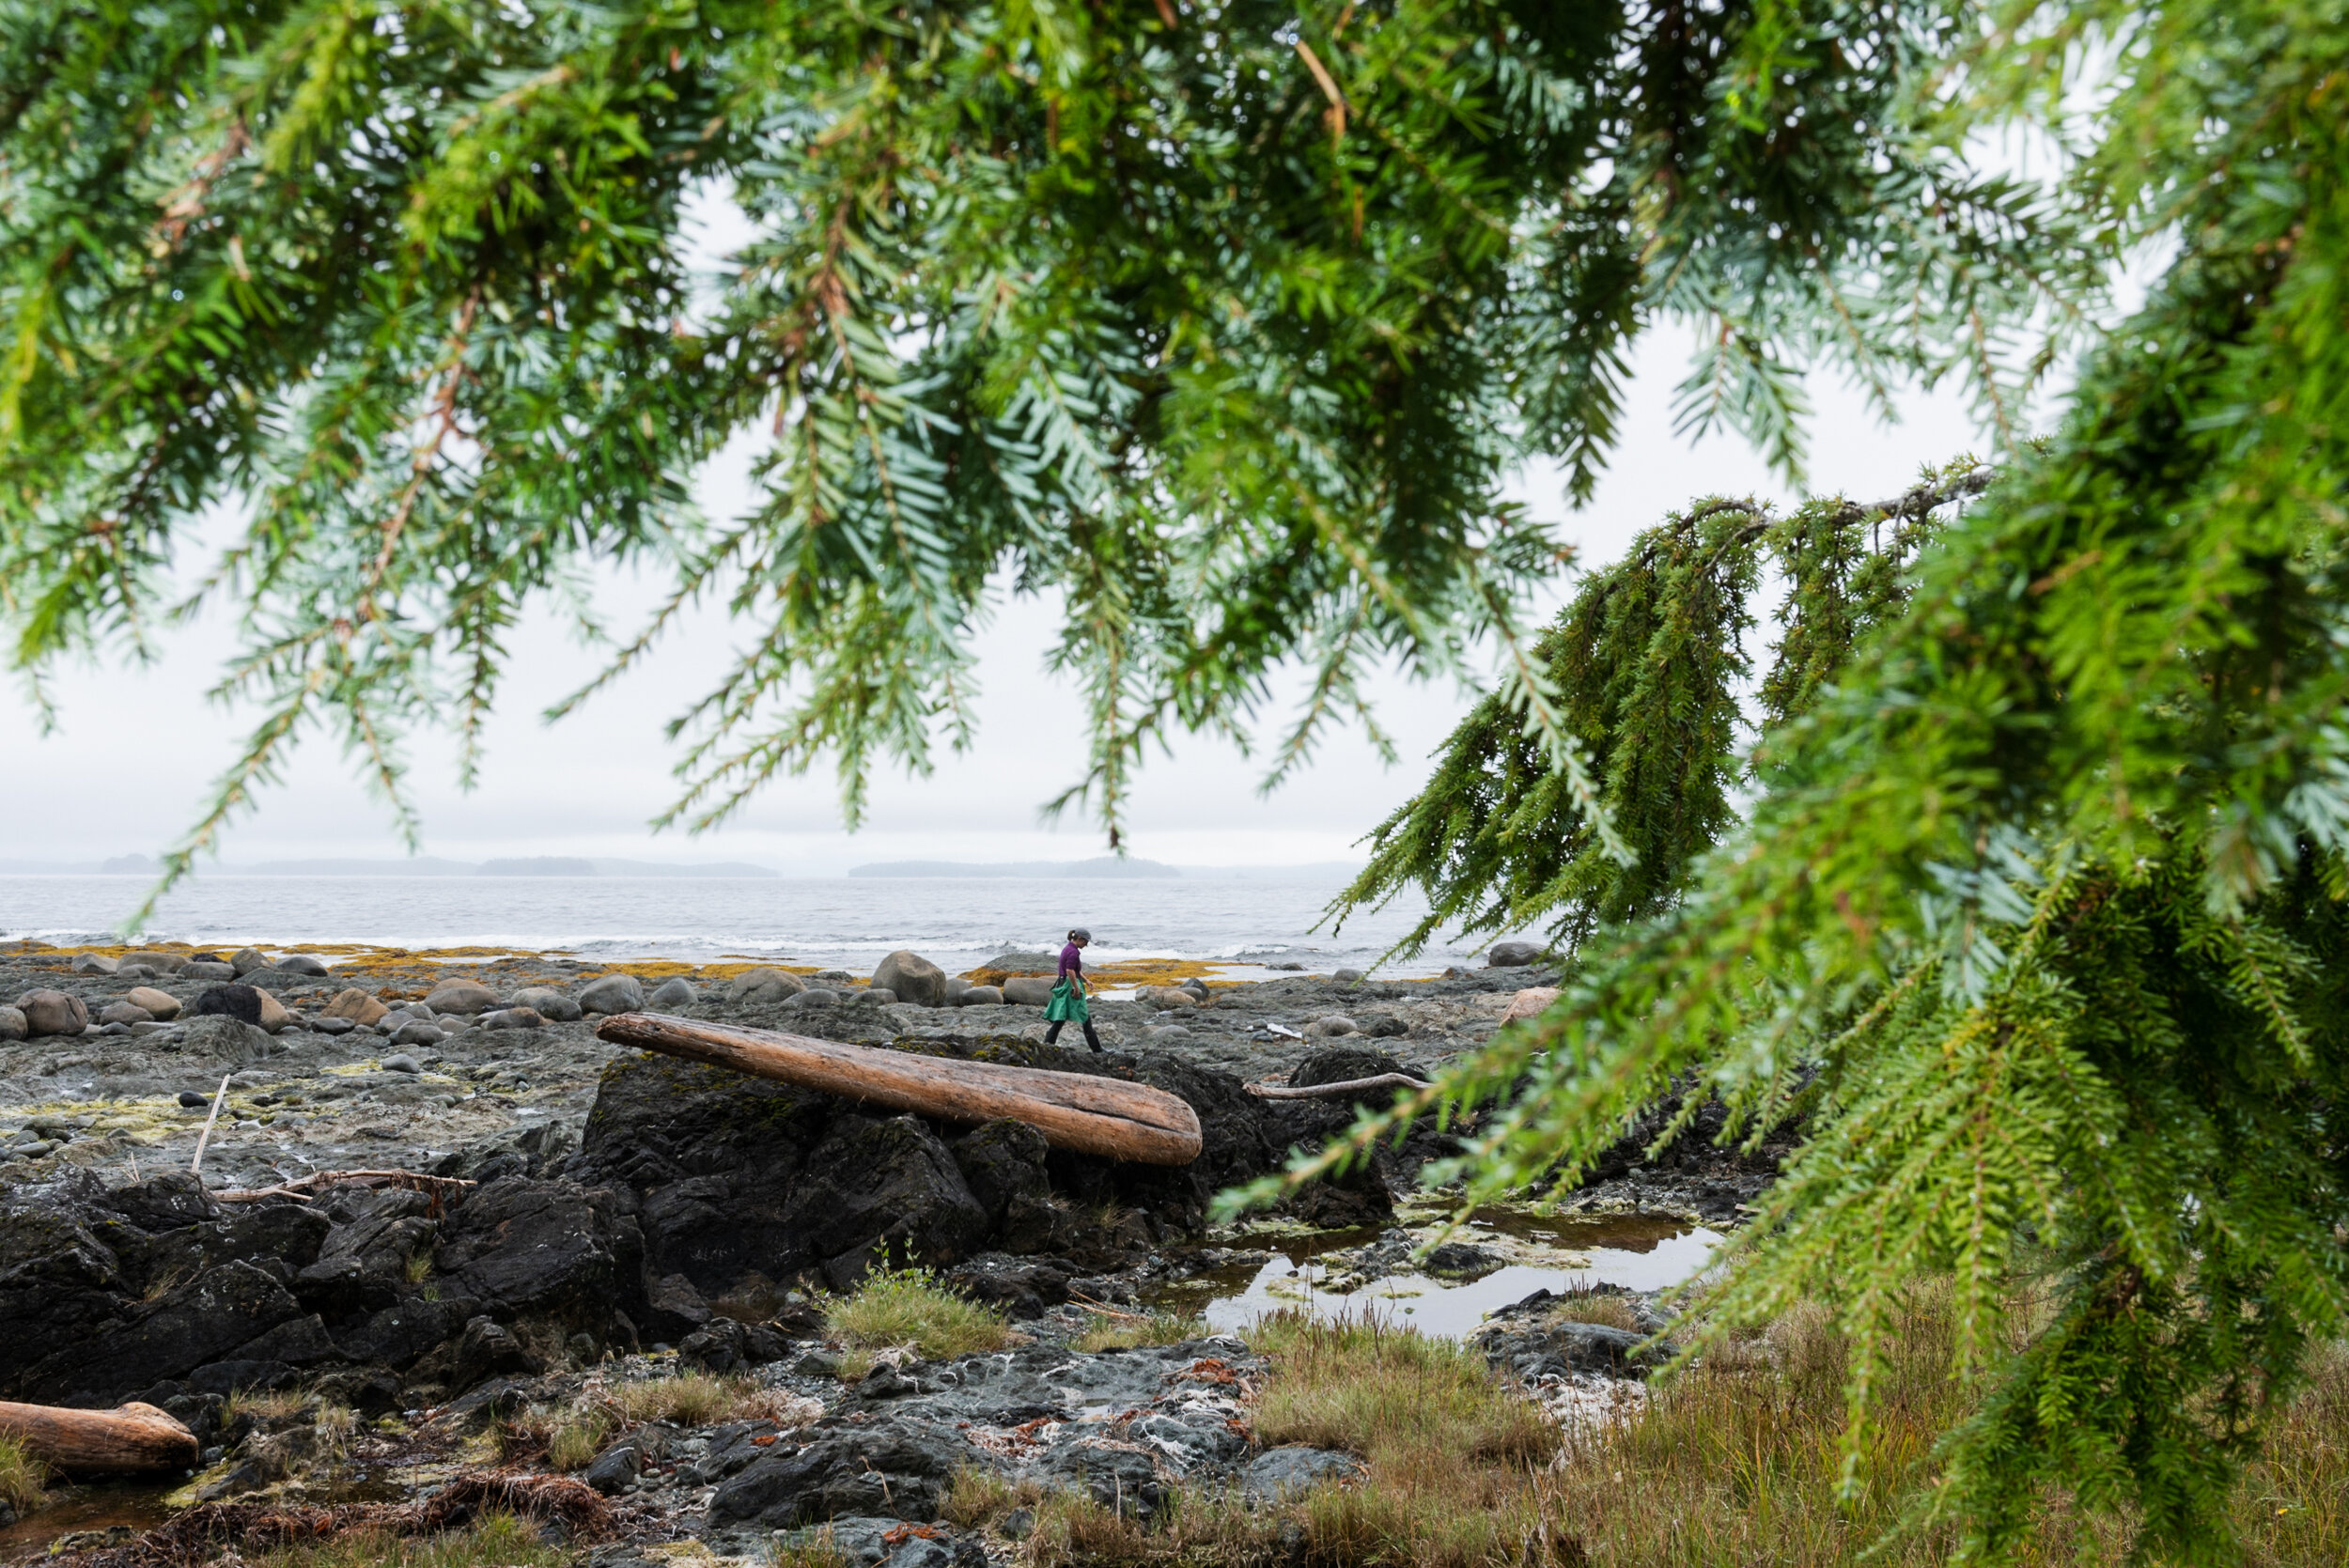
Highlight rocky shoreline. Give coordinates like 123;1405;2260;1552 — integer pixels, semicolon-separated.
0;940;1784;1565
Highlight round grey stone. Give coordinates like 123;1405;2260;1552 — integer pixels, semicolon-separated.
381;1052;423;1074
957;985;1004;1006
0;1006;24;1043
1486;940;1543;968
507;986;583;1022
387;1023;444;1048
647;976;699;1008
576;973;646;1015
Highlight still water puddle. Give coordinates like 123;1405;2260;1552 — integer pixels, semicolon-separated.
1158;1208;1727;1341
0;1479;179;1560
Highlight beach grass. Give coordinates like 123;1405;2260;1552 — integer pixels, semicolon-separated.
828;1265;1015;1374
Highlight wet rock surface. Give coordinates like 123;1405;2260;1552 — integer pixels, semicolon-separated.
0;940;1781;1565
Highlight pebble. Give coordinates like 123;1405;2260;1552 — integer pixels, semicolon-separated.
381;1053;423;1074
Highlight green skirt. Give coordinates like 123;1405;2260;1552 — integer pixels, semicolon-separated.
1045;976;1090;1023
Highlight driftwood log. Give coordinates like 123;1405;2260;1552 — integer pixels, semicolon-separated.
596;1013;1204;1166
1245;1073;1432;1100
0;1400;198;1472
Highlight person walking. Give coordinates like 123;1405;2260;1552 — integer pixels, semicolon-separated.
1044;926;1102;1052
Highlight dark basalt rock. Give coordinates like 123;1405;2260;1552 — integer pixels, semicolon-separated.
706;1414;977;1528
190;984;266;1024
21;1261;310;1405
431;1177;648;1353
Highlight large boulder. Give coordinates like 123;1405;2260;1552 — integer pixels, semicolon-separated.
424;978;501;1016
726;967;806;1004
1001;977;1058;1006
0;1006;23;1042
276;955;333;977
508;986;584;1022
126;985;182;1021
1486;939;1543;968
14;989;88;1037
577;973;645;1015
71;952;117;975
179;1015;278;1063
190;985;265;1026
1134;986;1198;1011
1501;986;1561;1025
121;950;188;973
647;977;699;1008
230;947;270;976
872;952;948;1008
321;988;389;1026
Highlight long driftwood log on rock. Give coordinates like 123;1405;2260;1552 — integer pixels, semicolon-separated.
0;1400;198;1472
596;1013;1204;1166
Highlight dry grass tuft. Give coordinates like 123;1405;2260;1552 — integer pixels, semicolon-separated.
828;1265;1015;1365
0;1433;48;1516
253;1513;567;1568
1545;1286;1641;1334
939;1467;1047;1530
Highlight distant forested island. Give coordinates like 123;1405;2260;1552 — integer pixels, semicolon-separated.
848;858;1181;879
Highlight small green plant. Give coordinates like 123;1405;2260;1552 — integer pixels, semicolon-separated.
0;1433;48;1516
1074;1310;1208;1353
766;1523;849;1568
826;1265;1014;1364
223;1385;314;1424
404;1249;434;1284
546;1411;612;1472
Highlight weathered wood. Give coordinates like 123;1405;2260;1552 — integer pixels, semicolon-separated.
0;1400;198;1473
214;1170;477;1204
1245;1073;1431;1100
595;1013;1204;1165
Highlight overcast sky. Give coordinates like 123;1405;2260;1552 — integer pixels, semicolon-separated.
2;324;2004;875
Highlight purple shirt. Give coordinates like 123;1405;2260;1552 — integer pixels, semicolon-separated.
1059;941;1083;980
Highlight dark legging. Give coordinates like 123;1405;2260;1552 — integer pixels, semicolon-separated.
1045;1017;1102;1052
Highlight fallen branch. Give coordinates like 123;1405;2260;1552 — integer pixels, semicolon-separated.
596;1012;1203;1165
1245;1073;1430;1100
0;1399;198;1473
213;1170;477;1205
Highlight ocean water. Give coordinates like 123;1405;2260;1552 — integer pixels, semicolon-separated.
0;873;1514;975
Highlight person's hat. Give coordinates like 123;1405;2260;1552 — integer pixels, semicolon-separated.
1070;927;1093;942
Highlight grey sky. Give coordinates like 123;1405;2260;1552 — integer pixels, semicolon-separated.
1;332;2001;874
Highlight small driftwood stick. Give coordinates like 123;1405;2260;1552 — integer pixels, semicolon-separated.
1245;1073;1430;1100
189;1072;230;1176
596;1013;1204;1166
212;1170;478;1203
0;1400;198;1473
